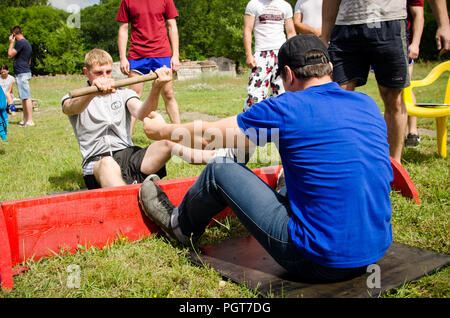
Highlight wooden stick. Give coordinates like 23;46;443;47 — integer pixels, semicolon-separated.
68;72;158;98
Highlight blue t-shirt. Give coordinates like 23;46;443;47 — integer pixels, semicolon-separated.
13;39;32;75
237;82;393;268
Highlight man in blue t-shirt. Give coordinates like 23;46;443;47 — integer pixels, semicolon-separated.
8;25;34;127
139;34;393;283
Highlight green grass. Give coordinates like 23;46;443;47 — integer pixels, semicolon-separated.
0;63;448;298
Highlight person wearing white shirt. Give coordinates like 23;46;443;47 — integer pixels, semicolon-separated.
243;0;296;111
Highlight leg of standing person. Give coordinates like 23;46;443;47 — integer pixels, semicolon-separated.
405;62;420;147
17;72;34;126
244;51;273;111
269;50;285;98
372;20;410;164
127;71;145;135
160;79;180;124
378;86;407;164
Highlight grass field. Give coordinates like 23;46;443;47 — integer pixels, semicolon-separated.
0;62;448;298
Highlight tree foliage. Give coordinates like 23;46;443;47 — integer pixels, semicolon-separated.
0;0;48;6
80;0;121;60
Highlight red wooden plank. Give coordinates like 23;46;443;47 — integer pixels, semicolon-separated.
390;158;420;205
0;163;417;291
0;204;14;291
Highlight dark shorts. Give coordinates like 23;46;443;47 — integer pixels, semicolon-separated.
328;20;410;89
83;146;167;190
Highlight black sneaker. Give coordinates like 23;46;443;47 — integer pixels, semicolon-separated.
138;176;178;242
405;133;420;147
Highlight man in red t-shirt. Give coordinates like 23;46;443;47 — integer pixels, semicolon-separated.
117;0;181;133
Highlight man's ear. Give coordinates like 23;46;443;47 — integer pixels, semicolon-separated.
284;65;294;85
83;67;88;77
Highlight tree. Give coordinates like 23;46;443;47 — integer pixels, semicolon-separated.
80;0;122;60
0;0;48;6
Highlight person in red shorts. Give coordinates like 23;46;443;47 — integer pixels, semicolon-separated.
117;0;181;134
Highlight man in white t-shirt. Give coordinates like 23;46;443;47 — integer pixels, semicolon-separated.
293;0;322;36
243;0;295;111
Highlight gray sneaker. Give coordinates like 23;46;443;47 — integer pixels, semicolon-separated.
138;176;178;242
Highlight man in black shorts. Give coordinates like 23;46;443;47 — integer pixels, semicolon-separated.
62;49;215;189
321;0;410;164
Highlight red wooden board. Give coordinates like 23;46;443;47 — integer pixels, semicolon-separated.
0;163;418;291
390;157;420;205
0;204;14;291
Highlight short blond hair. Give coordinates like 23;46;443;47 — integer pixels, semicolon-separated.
84;49;113;69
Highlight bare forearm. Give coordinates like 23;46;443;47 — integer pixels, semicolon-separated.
321;0;342;44
62;95;96;115
167;20;179;58
410;8;425;48
136;83;164;120
427;0;449;27
243;29;253;57
285;18;296;38
243;15;255;57
118;23;129;60
7;43;16;59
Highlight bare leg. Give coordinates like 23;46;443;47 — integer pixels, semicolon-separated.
23;98;33;124
406;64;418;135
378;85;407;164
128;71;145;135
161;80;181;124
93;157;127;188
339;80;358;91
407;116;418;135
140;140;215;175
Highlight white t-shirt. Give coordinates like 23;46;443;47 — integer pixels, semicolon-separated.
336;0;407;25
294;0;322;29
0;75;15;96
245;0;293;52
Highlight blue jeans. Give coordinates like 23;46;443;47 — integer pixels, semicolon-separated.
15;72;32;100
175;157;366;283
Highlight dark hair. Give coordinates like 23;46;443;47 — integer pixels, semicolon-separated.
280;50;332;80
1;64;8;71
11;26;23;35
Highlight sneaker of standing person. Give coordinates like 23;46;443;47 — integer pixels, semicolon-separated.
405;133;420;147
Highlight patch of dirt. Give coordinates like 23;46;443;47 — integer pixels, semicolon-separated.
181;111;221;122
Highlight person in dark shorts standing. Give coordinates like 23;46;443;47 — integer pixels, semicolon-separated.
8;26;33;127
321;0;410;165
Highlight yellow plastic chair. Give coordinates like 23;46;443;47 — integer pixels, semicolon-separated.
403;61;450;158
